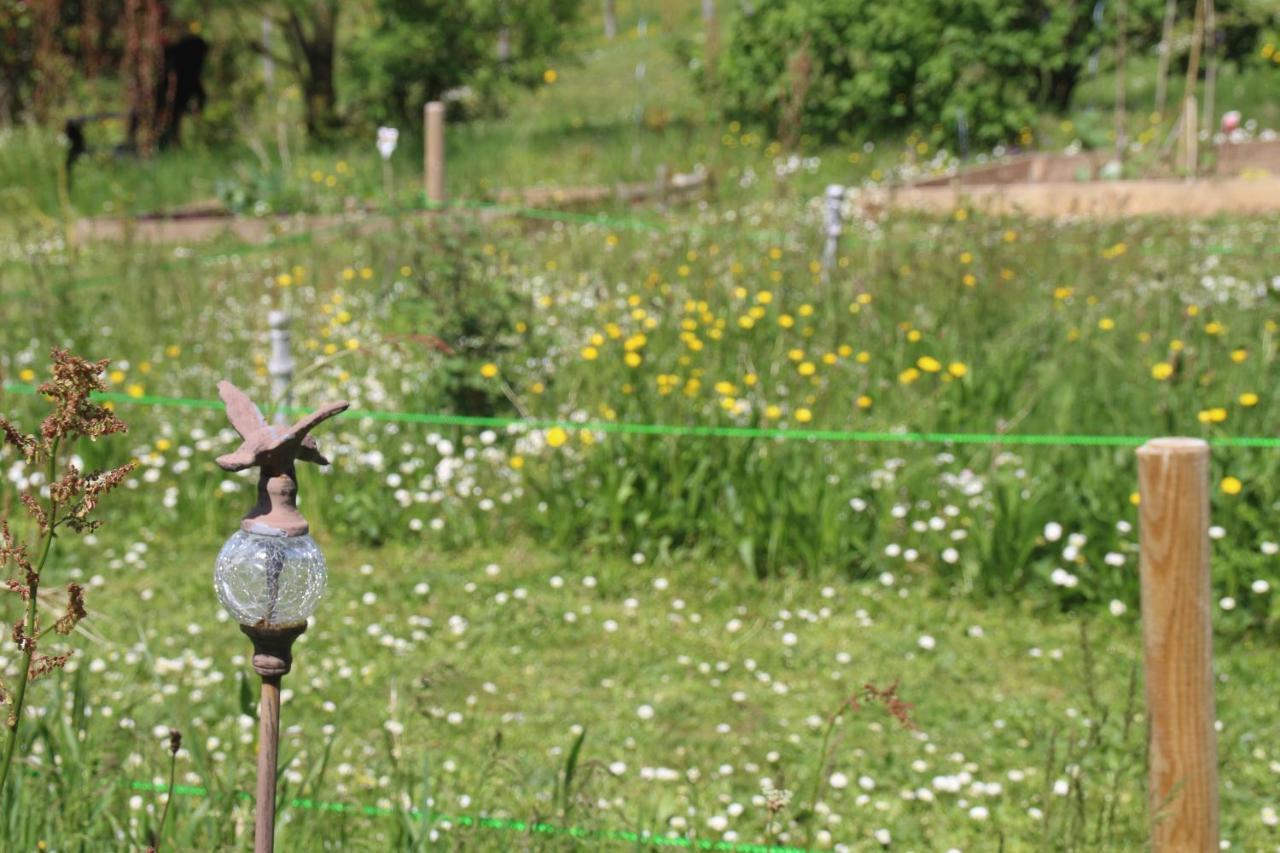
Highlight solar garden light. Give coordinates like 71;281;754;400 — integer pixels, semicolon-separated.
212;380;349;853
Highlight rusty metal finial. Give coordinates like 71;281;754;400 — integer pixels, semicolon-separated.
215;380;350;537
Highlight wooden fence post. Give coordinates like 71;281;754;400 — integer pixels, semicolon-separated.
424;101;445;207
1136;437;1219;852
603;0;617;39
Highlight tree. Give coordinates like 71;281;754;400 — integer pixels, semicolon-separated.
345;0;584;128
247;0;341;139
713;0;1159;148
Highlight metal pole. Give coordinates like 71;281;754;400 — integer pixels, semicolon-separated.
242;624;305;853
267;310;294;426
821;184;845;280
254;676;281;853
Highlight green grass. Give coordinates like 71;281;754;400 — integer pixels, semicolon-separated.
3;201;1280;844
1;534;1277;849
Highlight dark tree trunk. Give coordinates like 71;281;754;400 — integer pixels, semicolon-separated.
286;2;340;140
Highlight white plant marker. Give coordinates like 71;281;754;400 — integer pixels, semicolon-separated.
267;310;294;425
821;184;845;280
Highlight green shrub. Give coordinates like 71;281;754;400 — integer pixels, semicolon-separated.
344;0;585;127
714;0;1141;147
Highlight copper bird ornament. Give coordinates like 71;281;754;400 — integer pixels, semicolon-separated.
215;380;350;536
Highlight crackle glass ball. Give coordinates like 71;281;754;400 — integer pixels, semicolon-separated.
214;531;326;629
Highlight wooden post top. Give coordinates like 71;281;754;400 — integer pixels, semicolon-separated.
1138;437;1209;456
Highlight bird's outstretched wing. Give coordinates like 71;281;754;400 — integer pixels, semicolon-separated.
215;445;257;472
288;400;350;441
218;380;267;439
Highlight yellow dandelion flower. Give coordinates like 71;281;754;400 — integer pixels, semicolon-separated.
546;427;568;448
948;362;968;378
1204;321;1224;335
756;291;773;304
624;352;642;368
510;455;525;469
917;356;942;373
1239;392;1259;407
857;395;873;409
480;363;499;379
581;346;599;360
18;368;35;382
779;314;795;328
794;408;813;423
899;368;921;384
165;345;181;357
1231;349;1248;363
1221;476;1242;495
360;268;374;280
798;362;816;376
276;273;293;287
1130;491;1141;506
765;405;782;419
543;69;558;84
1098;318;1115;331
1151;363;1174;380
155;438;172;452
959;251;972;264
126;384;145;398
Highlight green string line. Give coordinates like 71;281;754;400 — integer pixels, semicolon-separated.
127;780;805;852
5;382;1278;449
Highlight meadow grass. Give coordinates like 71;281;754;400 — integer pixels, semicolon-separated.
3;196;1280;845
0;533;1276;850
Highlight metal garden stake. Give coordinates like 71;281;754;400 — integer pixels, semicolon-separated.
821;184;845;280
212;380;349;853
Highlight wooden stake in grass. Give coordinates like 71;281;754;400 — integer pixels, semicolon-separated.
1181;0;1207;177
424;101;446;207
1136;437;1220;852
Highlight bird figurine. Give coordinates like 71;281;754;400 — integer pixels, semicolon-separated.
215;380;350;537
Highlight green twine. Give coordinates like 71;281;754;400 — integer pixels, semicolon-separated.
127;779;807;852
4;383;1277;449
